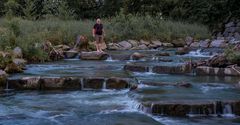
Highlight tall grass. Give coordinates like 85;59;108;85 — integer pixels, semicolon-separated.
0;15;210;62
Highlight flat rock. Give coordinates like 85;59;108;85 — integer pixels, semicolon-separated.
64;50;79;58
80;51;109;60
141;100;240;116
196;66;240;76
124;64;149;72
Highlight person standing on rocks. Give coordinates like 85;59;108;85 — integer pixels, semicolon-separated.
92;18;105;53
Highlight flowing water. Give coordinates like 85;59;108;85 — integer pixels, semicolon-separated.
1;49;240;125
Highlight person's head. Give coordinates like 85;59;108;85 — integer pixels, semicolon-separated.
96;18;101;24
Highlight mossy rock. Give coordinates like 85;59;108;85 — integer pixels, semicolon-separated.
4;63;23;74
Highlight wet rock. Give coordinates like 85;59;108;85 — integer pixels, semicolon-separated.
143;100;240;116
110;54;131;60
210;40;227;48
162;43;174;47
175;47;190;55
130;85;138;91
190;42;200;48
128;40;139;47
4;63;23;74
0;70;7;90
13;47;23;58
155;52;170;56
64;50;79;58
80;51;109;60
208;55;229;68
131;52;145;60
196;66;240;76
199;39;210;48
7;77;40;90
153;64;192;74
158;58;173;62
176;82;192;88
142;81;177;86
118;41;132;50
83;78;104;89
124;64;149;72
106;78;129;89
39;77;81;90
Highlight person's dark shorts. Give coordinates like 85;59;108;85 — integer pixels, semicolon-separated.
95;35;103;43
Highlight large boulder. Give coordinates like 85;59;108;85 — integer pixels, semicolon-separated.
210;40;227;48
118;41;132;50
80;52;109;60
83;77;104;89
138;44;149;50
7;77;40;90
106;78;129;89
172;39;185;47
40;77;81;90
13;47;23;58
64;50;79;58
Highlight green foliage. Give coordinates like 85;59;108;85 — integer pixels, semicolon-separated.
21;0;39;20
108;11;210;41
225;47;240;65
4;0;20;19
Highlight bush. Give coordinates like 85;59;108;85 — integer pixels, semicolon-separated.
225;48;240;66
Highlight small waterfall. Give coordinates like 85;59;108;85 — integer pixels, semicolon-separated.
223;104;235;117
106;56;113;62
80;78;84;90
129;55;134;61
102;79;107;90
148;66;153;73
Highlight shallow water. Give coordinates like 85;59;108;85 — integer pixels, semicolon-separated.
2;49;240;125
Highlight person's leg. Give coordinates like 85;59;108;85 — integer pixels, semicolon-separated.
99;36;104;52
95;35;100;52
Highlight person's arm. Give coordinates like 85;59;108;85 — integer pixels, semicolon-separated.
103;28;105;36
92;28;96;37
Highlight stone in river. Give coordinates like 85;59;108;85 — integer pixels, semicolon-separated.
80;51;109;60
